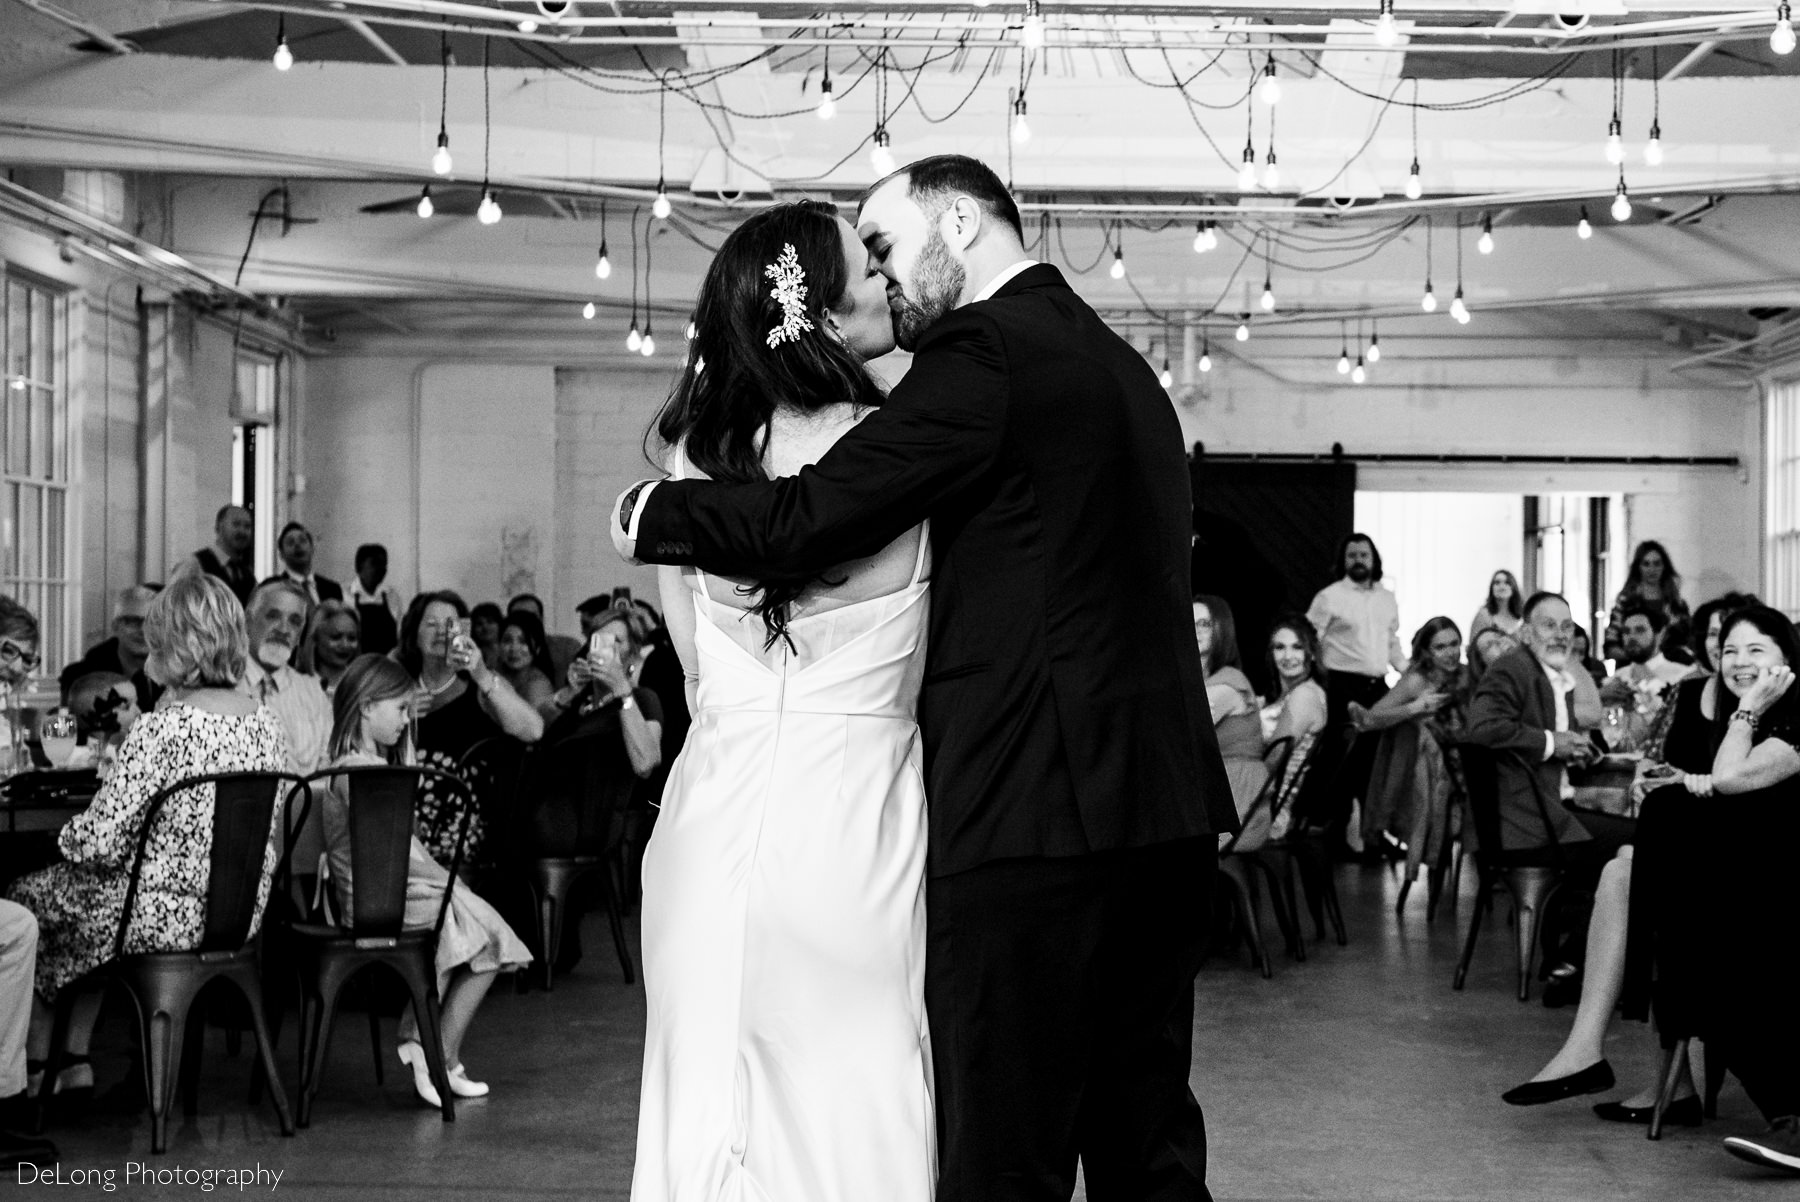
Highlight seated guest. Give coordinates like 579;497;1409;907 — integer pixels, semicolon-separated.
509;593;582;687
0;597;41;763
1352;616;1475;883
262;521;342;606
1469;569;1524;647
350;543;404;656
321;655;530;1106
1602;540;1690;662
1688;591;1757;678
6;572;288;1102
59;585;159;711
191;505;256;606
1468;626;1518;680
1194;594;1267;832
66;673;142;776
469;603;504;671
299;599;361;696
1260;617;1327;842
402;592;544;865
494;612;559;722
1568;626;1607;688
242;581;330;777
1600;600;1689;705
0;898;48;1159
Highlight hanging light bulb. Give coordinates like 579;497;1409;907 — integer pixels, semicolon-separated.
817;74;836;121
1109;248;1126;280
1203;223;1219;251
517;17;539;33
641;324;656;357
431;131;452;176
477;189;502;225
686;320;697;341
1404;159;1423;200
1605;117;1624;165
1192;221;1211;254
1337;349;1350;375
1367;328;1382;363
273;17;294;71
1644;121;1664;166
1262;148;1280;191
1235;319;1250;342
871;128;896;176
1578;205;1594;239
582;301;596;320
1611;177;1632;222
1159;358;1174;389
1477;212;1494;255
1021;0;1046;50
1238;144;1258;192
1011;96;1032;147
1199;339;1214;373
1352;355;1367;384
652;180;672;221
416;186;434;219
1420;280;1437;313
1773;2;1797;54
627;321;642;352
1449;287;1470;324
1260;276;1276;313
595;243;612;280
1259;58;1282;106
1375;0;1400;45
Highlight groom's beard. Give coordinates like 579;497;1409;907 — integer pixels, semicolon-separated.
892;230;966;352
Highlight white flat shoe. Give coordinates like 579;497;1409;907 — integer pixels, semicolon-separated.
447;1064;489;1098
396;1040;442;1107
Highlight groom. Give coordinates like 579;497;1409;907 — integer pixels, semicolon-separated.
613;155;1235;1200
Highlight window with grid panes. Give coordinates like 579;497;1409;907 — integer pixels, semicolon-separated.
1;272;71;674
1765;377;1800;618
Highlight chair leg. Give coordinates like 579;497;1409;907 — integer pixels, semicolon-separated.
297;960;352;1129
129;973;206;1155
1321;858;1348;946
1702;1040;1726;1119
1649;1040;1688;1142
229;963;295;1137
1395;877;1413;918
394;954;454;1122
598;860;636;984
1251;854;1303;963
1507;869;1560;1004
179;1005;206;1119
537;884;561;993
1452;876;1492;991
366;996;385;1086
1297;851;1329;940
1221;859;1272;979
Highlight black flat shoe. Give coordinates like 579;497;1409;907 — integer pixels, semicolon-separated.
1594;1096;1703;1126
1502;1060;1616;1106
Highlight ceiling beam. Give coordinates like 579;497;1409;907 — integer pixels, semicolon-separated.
7;0;137;53
1662;39;1721;78
341;18;410;67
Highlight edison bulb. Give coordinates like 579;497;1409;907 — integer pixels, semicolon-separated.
818;82;836;121
1578;211;1593;239
1352;359;1367;384
1367;337;1381;364
1611;186;1632;222
1773;10;1796;54
871;134;896;176
1235;321;1250;342
1605;129;1624;166
582;302;596;320
1420;283;1437;313
652;187;672;220
1449;292;1469;323
1159;362;1174;389
1237;153;1258;192
1644;134;1664;166
1193;225;1210;254
626;325;642;352
1203;225;1219;251
431;137;452;176
686;320;697;341
1478;229;1494;255
1337;352;1350;375
1199;350;1213;373
641;333;656;357
1374;10;1399;46
1259;70;1282;106
1109;253;1125;281
595;250;612;280
1012;111;1032;146
1262;158;1280;190
273;38;293;71
1022;11;1045;49
416;188;433;219
1404;163;1422;200
476;190;502;225
1260;285;1276;313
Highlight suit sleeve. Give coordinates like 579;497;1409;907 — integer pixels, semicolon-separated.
631;312;1008;581
1465;661;1551;760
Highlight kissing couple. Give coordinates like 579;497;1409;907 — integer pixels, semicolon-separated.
613;153;1238;1202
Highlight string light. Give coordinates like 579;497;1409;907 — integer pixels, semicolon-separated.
476;36;499;225
1011;95;1032;146
1404;158;1422;200
1199;332;1214;372
1193;221;1210;254
595;247;611;279
1612;174;1633;222
1236;318;1250;342
653;179;672;221
1263;147;1280;191
627;203;642;350
1261;278;1275;312
1605;52;1625;164
1605;117;1624;165
1449;215;1470;323
641;321;656;358
652;78;672;219
1367;323;1382;363
1159;353;1174;389
415;185;433;219
1021;0;1046;51
1352;355;1367;384
432;133;452;176
686;320;697;341
1578;205;1594;239
642;208;657;356
1238;143;1258;191
818;50;836;120
1420;216;1436;311
1260;237;1276;311
477;190;502;224
1477;212;1494;255
1337;323;1351;374
1403;84;1422;198
1773;2;1796;54
1110;246;1126;280
273;16;293;70
1645;49;1664;165
431;33;452;174
627;321;642;352
582;301;596;320
1258;56;1281;106
871;127;896;176
1374;0;1400;46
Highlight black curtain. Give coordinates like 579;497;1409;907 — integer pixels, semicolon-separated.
1190;458;1357;697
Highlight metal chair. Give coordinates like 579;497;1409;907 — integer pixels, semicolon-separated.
287;765;476;1126
1219;738;1304;976
34;770;309;1153
1648;1037;1728;1140
1451;744;1565;1001
1269;735;1347;948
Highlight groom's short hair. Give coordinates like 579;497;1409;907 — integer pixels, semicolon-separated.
878;155;1024;241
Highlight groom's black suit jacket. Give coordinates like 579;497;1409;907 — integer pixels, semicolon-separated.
634;263;1236;877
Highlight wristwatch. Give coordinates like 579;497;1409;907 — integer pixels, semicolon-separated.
619;480;652;535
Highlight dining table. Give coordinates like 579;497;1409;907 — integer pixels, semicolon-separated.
0;765;100;889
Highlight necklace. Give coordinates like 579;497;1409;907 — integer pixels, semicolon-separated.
418;668;459;697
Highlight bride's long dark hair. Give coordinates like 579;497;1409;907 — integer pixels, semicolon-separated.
651;199;887;646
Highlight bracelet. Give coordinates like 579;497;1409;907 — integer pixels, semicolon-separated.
620;695;637;712
1731;709;1759;731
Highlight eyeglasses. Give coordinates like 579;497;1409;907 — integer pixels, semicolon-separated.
1193;618;1215;629
0;639;41;670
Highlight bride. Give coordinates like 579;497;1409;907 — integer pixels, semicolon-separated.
631;200;935;1201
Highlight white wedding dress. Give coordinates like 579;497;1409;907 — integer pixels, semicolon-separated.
631;495;936;1201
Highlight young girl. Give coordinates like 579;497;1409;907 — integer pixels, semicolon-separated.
322;653;530;1107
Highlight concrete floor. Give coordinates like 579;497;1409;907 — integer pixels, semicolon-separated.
32;862;1788;1200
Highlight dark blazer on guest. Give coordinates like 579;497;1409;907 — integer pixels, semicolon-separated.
1464;644;1593;852
631;263;1235;877
258;572;344;605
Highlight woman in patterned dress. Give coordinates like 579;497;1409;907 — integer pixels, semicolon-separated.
7;571;290;1097
395;592;542;865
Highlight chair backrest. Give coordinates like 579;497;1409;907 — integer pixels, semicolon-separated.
1271;732;1319;823
1455;743;1563;865
114;770;311;960
1220;736;1293;855
305;765;479;940
456;736;527;860
515;721;642;859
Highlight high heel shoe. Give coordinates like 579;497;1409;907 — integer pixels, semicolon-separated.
1501;1060;1615;1105
447;1065;489;1099
395;1040;441;1108
1594;1096;1703;1126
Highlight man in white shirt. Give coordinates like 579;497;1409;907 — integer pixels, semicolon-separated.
242;580;332;864
1600;601;1691;705
1304;533;1409;839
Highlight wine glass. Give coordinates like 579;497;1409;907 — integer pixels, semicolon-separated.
40;707;79;769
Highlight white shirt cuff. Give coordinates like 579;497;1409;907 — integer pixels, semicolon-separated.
624;480;660;543
1543;731;1556;761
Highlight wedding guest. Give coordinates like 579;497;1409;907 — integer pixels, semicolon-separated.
0;898;43;1150
242;581;330;777
1569;626;1608;687
6;572;288;1103
1469;569;1524;646
191;505;255;606
300;600;361;695
1603;540;1689;661
262;521;343;607
1600;601;1688;705
400;592;543;865
321;654;530;1106
350;544;404;656
1260;617;1328;839
1469;627;1518;682
0;595;39;693
66;673;141;775
494;612;559;722
59;585;159;711
1688;591;1757;676
469;603;504;671
1195;595;1266;830
507;594;580;688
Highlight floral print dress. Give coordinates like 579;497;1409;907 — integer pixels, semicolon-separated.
7;703;290;1002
